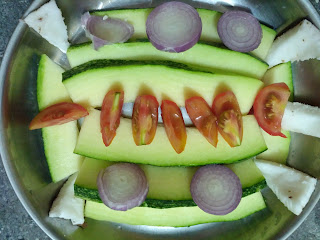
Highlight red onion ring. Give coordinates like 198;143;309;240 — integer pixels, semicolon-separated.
81;12;134;50
146;1;202;53
217;11;262;52
190;165;242;215
97;163;148;211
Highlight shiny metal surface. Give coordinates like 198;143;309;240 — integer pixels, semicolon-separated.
0;0;320;239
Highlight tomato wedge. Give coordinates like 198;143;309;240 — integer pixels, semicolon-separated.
132;95;159;145
253;83;290;138
212;91;243;147
161;100;187;154
29;102;88;130
100;90;124;147
185;96;218;147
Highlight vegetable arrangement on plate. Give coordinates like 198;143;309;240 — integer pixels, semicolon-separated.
26;0;320;228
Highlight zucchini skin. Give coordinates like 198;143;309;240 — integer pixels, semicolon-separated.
63;59;206;81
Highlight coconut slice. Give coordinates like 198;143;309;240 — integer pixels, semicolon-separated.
282;102;320;138
49;173;85;225
255;159;317;215
24;0;70;53
266;20;320;68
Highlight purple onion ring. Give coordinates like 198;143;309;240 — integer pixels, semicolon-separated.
191;164;242;215
217;10;262;52
146;1;202;53
97;163;148;211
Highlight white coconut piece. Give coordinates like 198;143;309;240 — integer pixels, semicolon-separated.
24;0;70;53
282;102;320;138
255;159;317;215
49;173;85;225
266;20;320;68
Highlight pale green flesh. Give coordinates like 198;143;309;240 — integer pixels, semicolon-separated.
63;64;263;114
91;8;276;60
75;157;263;200
84;192;266;227
67;41;268;80
37;55;83;182
37;55;70;111
75;109;267;166
262;62;294;101
257;129;291;164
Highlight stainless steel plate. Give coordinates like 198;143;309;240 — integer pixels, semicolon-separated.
1;0;320;239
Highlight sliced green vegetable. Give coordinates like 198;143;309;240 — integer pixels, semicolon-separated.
67;42;268;79
63;60;264;114
84;192;266;227
37;55;83;182
75;109;267;166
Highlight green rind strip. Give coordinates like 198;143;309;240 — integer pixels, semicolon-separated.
66;41;268;79
75;180;266;208
84;192;266;227
62;59;207;80
75;109;267;166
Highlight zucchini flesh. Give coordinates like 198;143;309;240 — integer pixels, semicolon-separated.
84;192;266;227
75;109;267;166
37;55;83;182
67;42;268;79
63;60;264;114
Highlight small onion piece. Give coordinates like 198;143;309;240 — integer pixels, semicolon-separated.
146;1;202;53
97;163;148;211
190;165;242;215
217;11;262;52
81;12;134;50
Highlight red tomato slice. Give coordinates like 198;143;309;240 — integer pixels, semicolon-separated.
212;91;243;147
29;102;88;130
132;95;159;145
185;96;218;147
253;83;290;138
100;90;124;146
161;100;187;154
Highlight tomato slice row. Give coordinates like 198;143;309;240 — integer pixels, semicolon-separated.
30;84;289;150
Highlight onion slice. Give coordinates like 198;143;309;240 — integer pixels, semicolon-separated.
146;1;202;53
190;165;242;215
97;163;148;211
81;12;134;50
217;11;262;52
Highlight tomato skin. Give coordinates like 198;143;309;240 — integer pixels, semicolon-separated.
212;91;243;147
100;90;124;147
253;83;290;138
185;96;218;147
161;100;187;154
29;102;88;130
132;95;159;145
